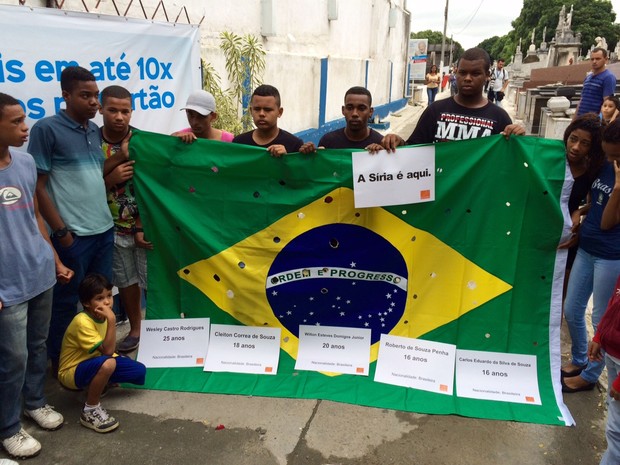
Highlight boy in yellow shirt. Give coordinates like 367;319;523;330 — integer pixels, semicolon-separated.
58;274;146;433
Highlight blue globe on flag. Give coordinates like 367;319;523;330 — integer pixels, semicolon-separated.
266;224;408;344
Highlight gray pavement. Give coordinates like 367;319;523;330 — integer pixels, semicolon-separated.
3;91;609;465
6;363;608;465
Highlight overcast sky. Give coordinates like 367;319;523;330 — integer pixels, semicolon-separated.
409;0;620;50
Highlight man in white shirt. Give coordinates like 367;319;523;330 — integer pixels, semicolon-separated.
487;59;509;106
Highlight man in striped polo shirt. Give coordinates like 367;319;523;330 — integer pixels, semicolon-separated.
576;47;617;117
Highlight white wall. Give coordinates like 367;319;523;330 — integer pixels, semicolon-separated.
264;53;322;132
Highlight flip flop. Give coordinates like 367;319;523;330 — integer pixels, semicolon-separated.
561;376;596;393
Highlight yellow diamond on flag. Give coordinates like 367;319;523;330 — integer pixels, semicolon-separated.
179;187;512;363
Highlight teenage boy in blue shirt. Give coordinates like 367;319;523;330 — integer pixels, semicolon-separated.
0;92;73;460
28;66;119;375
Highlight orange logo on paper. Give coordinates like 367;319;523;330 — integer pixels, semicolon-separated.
439;384;448;392
525;396;535;403
356;367;365;374
265;366;273;373
420;190;431;200
196;358;204;365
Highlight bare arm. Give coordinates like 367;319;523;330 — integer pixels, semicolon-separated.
102;131;132;177
35;173;61;228
558;202;591;249
172;131;198;144
103;152;127;177
133;217;153;250
34;194;73;284
500;123;526;139
299;142;316;154
36;173;74;248
380;134;405;152
602;160;620;230
266;145;287;157
501;79;510;93
94;305;117;355
588;339;603;362
104;161;134;191
365;143;385;154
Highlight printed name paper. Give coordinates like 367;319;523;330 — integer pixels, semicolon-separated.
456;349;541;405
295;325;371;375
138;318;210;368
374;335;456;394
204;324;281;375
352;145;435;208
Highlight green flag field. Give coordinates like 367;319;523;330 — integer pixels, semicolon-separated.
130;130;573;426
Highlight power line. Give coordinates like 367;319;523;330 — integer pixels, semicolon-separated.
450;0;485;35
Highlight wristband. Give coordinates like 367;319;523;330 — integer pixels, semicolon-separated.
53;227;69;238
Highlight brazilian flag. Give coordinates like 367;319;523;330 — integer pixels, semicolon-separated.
130;131;572;425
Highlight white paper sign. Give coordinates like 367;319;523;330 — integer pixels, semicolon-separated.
204;324;281;375
374;335;456;395
352;145;435;208
138;318;210;368
455;350;541;405
295;325;371;375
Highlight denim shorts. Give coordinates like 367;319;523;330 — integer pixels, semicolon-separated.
74;355;146;388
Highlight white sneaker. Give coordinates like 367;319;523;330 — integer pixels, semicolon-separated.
24;404;64;430
1;428;41;459
80;406;119;433
0;459;20;465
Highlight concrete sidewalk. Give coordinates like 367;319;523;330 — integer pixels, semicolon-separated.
7;364;607;465
3;91;609;465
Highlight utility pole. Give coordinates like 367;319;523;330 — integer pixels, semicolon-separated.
449;34;454;70
440;0;449;72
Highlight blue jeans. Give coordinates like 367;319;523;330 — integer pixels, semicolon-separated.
601;354;620;465
0;288;53;439
427;87;438;104
48;229;114;364
564;248;620;383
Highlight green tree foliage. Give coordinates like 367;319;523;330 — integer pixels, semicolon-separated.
202;32;266;134
476;36;511;62
201;60;242;135
410;30;464;64
477;36;501;52
411;30;446;44
478;0;620;63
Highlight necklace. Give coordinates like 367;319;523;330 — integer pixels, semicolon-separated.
104;129;130;145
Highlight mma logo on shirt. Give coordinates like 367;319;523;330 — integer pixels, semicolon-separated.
0;186;22;206
435;112;495;141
